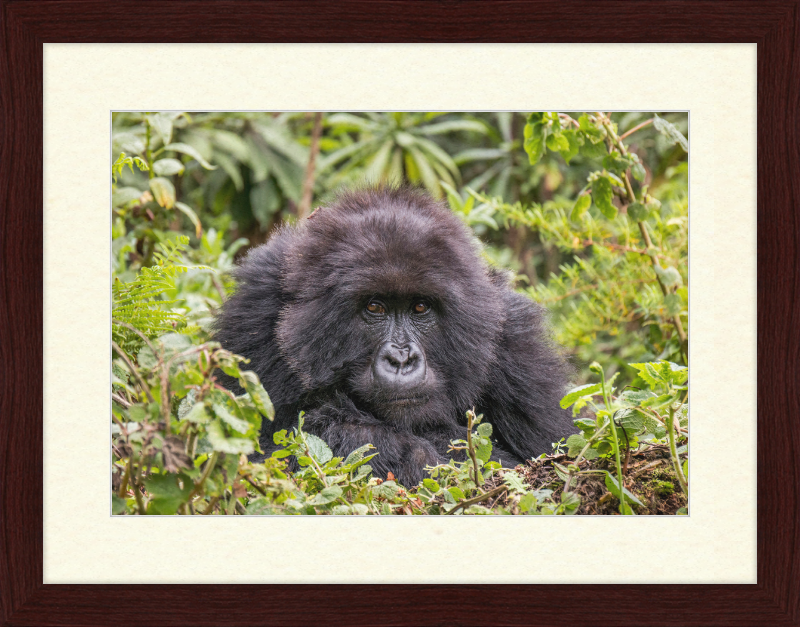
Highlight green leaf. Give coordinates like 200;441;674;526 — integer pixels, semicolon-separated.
343;444;373;467
629;362;661;388
560;491;581;512
149;177;175;209
453;148;506;164
645;197;662;213
616;408;645;434
420;119;489;135
112;493;127;514
214;152;243;191
565;433;587;457
447;486;465;501
238;370;275;421
592;176;616;220
523;114;547;165
174;201;203;239
640;393;676;409
664;293;682;316
304;433;333;464
113;133;145;155
627;201;648;221
311;485;343;505
655;265;682;287
326;112;381;132
546;132;569;152
144;473;193;515
502;470;527;494
560;382;603;409
570;193;591;222
158;332;193;353
206;418;254;454
559;129;581;164
603;472;643;507
665;361;688;385
351;503;369;515
475;437;492;463
578;114;606;143
376;481;400;498
653;114;688;152
618;389;656;407
183;403;210;424
602;150;631;173
422;478;440;492
518;492;537;513
152;158;185;177
112;187;143;208
261;147;303;201
582;140;607;159
212;402;251;435
211;129;251;162
477;422;493;438
631;161;646;181
148;113;173;146
163;142;217;170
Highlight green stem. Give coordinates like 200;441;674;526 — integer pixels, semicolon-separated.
131;451;146;514
190;451;220;499
598;113;687;356
303;437;329;487
564;420;609;494
117;460;130;499
599;371;627;514
145;115;154;179
667;407;689;495
465;410;483;488
445;484;507;515
111;341;154;404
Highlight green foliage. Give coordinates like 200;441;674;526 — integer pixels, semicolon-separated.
111;110;688;515
473;111;689;382
112;331;275;515
319;112;487;198
559;359;689;514
112;236;196;354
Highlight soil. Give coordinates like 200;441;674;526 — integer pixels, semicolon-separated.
487;444;688;515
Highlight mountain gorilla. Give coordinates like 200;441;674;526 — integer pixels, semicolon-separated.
214;186;573;486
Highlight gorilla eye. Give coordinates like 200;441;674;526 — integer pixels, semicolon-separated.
366;301;386;315
412;301;430;314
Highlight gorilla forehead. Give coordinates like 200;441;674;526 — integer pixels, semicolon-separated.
284;188;490;302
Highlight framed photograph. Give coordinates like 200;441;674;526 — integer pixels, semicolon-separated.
3;1;796;624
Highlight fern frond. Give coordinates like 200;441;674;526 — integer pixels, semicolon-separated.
113;237;193;357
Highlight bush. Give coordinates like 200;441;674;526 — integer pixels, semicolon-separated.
111;111;688;515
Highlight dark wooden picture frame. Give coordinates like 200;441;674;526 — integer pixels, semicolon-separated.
2;1;798;625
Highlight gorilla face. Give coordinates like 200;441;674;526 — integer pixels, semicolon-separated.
214;186;573;485
351;294;441;425
272;188;504;432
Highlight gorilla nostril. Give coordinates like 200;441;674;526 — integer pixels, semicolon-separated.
374;342;427;385
385;354;402;369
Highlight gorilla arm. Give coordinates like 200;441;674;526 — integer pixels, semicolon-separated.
478;290;575;461
298;395;453;487
301;396;522;485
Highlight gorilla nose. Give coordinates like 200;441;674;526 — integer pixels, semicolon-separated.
373;342;426;387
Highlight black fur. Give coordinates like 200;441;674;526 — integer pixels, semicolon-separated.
214;187;573;486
